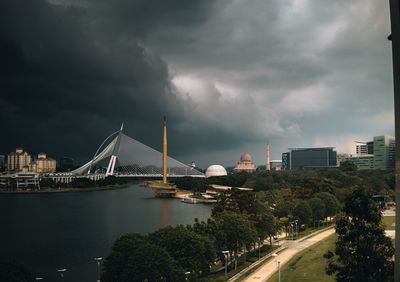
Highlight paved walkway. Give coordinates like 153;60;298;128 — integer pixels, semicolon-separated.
241;228;335;282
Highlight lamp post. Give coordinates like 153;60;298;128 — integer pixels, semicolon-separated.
290;223;294;240
57;269;67;279
94;257;103;282
277;260;281;282
271;253;281;282
222;250;229;277
294;220;298;239
184;271;191;281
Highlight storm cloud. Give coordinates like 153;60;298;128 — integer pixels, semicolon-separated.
0;0;395;167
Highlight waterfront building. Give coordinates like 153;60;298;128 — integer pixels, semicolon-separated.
234;152;257;173
281;147;337;170
205;165;227;178
373;135;395;170
6;149;56;173
7;148;32;172
33;152;57;173
0;172;40;190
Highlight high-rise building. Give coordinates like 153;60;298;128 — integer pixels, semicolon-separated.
355;141;374;155
373;135;395;170
282;152;290;170
281;147;337;170
351;136;395;170
7;149;57;173
33;152;57;173
7;148;32;172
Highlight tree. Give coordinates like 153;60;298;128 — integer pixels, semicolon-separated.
0;260;35;282
212;188;259;216
101;233;184;282
327;188;394;282
254;204;277;246
308;197;326;223
148;225;216;278
214;212;258;269
292;200;312;226
340;160;357;172
315;192;340;220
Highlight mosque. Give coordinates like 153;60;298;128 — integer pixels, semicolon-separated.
234;152;257;173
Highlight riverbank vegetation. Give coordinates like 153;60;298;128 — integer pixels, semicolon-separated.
101;166;394;281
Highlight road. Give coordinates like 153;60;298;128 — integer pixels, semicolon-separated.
241;228;335;282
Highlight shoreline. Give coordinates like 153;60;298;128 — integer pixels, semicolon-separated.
0;184;130;194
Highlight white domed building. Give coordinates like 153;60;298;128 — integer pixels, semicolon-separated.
205;165;228;178
234;152;257;173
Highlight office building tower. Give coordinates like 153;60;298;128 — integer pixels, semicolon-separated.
373;135;395;169
281;147;337;170
282;152;290;170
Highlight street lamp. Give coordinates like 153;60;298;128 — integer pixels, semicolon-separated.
57;269;67;279
35;278;44;281
271;253;281;282
94;257;103;282
290;223;294;240
222;250;229;277
294;220;298;239
184;271;191;281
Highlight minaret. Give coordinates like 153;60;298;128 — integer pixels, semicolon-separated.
266;143;271;171
162;116;167;184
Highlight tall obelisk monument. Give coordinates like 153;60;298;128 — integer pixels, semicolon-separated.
266;143;271;171
162;116;167;184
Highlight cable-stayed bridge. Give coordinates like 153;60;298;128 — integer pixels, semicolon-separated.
70;124;204;178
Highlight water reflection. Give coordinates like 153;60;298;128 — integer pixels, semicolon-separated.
0;182;211;281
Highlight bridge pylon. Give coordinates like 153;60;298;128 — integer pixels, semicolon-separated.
106;123;123;176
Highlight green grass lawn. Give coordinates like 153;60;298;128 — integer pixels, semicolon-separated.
268;234;337;282
382;216;395;230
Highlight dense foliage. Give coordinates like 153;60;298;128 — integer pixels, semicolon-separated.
101;234;184;282
0;260;35;282
148;225;216;278
326;188;394;282
102;168;394;281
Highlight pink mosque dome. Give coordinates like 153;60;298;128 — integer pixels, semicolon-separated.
240;152;253;162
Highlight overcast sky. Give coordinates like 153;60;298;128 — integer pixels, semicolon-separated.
0;0;395;167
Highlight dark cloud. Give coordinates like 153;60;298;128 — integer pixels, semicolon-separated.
0;0;395;167
0;0;217;164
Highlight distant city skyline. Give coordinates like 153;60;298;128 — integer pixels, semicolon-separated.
0;0;395;167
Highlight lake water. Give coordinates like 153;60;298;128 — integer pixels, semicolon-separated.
0;182;212;281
